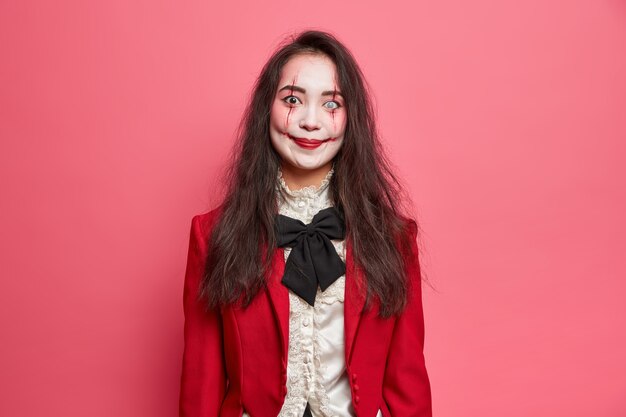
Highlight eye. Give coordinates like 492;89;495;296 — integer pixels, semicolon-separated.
282;95;301;106
324;100;342;110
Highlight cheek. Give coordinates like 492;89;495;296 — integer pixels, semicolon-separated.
271;103;298;133
327;111;347;136
270;102;284;128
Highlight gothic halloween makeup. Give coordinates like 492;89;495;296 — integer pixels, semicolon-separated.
269;53;346;175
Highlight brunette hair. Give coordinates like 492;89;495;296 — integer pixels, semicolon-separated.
200;30;423;318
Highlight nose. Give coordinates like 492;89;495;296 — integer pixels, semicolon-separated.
299;106;321;131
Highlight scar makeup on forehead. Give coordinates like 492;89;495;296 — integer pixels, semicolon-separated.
284;74;298;132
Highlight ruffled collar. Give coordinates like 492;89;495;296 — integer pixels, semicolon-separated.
276;165;334;198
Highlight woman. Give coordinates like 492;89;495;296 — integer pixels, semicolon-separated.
179;30;432;417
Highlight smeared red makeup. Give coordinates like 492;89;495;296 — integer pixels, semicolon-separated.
269;54;346;172
284;75;298;132
331;84;338;130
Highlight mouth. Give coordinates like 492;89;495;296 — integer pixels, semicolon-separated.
286;134;334;149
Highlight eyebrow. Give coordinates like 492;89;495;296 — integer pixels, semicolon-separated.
278;84;343;98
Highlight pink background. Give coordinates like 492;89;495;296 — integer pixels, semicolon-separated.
1;1;625;416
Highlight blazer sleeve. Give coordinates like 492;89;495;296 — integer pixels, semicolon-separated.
382;220;432;417
179;214;228;417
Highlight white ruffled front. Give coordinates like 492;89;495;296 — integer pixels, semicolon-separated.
242;166;381;417
276;166;353;417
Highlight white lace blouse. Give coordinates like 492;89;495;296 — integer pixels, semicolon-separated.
242;166;382;417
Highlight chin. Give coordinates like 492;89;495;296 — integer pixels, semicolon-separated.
288;159;328;171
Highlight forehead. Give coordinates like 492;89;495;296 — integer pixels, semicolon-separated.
278;53;338;89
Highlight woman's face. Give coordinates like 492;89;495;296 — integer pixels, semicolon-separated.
269;53;346;172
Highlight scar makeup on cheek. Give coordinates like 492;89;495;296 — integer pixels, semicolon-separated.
331;84;338;130
283;74;298;132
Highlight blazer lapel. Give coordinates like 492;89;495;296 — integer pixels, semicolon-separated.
265;237;366;368
344;235;366;365
266;245;289;367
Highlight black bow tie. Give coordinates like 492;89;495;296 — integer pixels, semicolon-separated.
275;206;346;306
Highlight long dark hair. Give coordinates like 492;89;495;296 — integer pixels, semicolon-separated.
200;30;423;318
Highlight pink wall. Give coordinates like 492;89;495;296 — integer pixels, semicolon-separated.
1;1;625;416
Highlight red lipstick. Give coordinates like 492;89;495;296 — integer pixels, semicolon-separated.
287;134;333;150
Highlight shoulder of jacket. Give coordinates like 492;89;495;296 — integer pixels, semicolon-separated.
192;203;225;237
398;214;418;240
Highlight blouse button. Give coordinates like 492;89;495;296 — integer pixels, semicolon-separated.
302;318;310;326
298;200;305;207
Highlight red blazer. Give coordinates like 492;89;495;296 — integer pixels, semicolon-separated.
179;206;432;417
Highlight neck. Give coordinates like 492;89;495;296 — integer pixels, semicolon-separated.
279;161;333;191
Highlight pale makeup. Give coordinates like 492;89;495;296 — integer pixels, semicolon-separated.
269;53;346;189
